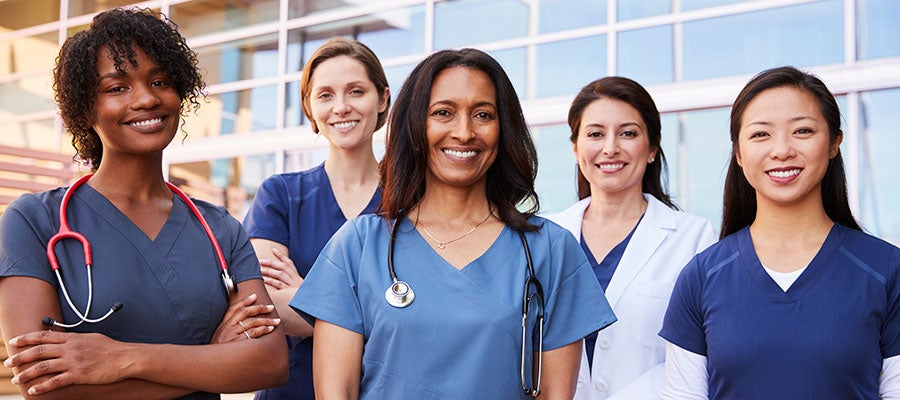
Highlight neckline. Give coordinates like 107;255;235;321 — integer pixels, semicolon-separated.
402;216;509;272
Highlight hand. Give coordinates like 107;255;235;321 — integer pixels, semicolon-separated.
260;247;304;290
4;330;129;395
211;293;281;344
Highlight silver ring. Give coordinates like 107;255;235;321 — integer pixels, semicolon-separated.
243;330;251;340
238;320;246;329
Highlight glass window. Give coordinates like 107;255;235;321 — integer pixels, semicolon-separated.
169;0;279;38
284;147;328;172
0;75;56;116
858;0;900;60
287;5;426;71
618;0;669;21
617;25;673;85
183;84;278;138
384;63;415;105
0;118;60;151
681;0;750;12
858;89;900;243
170;153;276;219
1;32;58;75
533;124;578;213
434;0;528;50
489;47;527;100
195;34;279;84
68;0;140;17
679;107;731;228
536;35;606;99
289;0;408;19
0;0;59;28
285;80;304;128
682;0;843;81
659;113;680;200
539;0;607;34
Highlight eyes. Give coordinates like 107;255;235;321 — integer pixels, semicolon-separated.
430;107;496;122
314;87;367;101
748;127;815;139
585;130;638;138
103;78;171;94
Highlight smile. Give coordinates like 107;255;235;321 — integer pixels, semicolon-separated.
443;149;479;158
598;163;625;171
128;117;163;127
767;169;801;178
332;121;359;129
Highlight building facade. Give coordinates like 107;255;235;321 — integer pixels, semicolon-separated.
1;0;899;243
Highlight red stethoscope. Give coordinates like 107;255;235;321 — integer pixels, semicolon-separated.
42;173;237;328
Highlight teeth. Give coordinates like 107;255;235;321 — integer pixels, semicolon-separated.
599;163;624;171
129;117;162;127
444;149;477;158
768;169;800;178
332;121;358;129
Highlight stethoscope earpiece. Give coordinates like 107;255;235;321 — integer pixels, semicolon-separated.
385;280;415;308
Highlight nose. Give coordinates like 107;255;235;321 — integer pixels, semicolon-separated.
131;83;162;110
333;95;351;115
450;116;476;142
770;132;796;160
601;135;619;156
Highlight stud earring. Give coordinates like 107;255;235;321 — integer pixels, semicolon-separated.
648;157;655;163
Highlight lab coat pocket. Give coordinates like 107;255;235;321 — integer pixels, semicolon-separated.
628;281;674;347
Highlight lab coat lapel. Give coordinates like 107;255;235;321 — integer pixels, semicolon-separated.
603;195;671;309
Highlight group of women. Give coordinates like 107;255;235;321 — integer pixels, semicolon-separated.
0;6;897;400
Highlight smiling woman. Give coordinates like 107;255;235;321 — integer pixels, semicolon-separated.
0;8;288;400
290;48;616;399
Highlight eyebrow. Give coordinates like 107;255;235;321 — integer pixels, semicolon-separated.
429;99;497;109
97;66;166;82
582;121;642;130
745;115;819;127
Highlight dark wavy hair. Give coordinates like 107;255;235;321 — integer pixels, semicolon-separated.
300;37;390;133
721;66;860;238
567;76;676;209
53;7;205;170
378;48;540;231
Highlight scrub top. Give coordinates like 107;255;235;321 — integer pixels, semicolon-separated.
291;214;617;399
242;163;381;400
660;224;900;399
0;184;261;400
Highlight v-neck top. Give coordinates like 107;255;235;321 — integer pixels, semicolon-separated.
243;163;382;400
0;184;261;400
291;214;616;399
660;224;900;399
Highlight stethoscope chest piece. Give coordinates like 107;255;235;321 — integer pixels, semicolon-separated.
385;280;415;308
222;272;237;297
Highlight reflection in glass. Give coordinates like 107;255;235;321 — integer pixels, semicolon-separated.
859;89;900;243
659;113;680;201
0;76;56;116
2;31;58;75
617;25;673;85
536;35;606;99
489;47;526;99
68;0;139;17
857;0;900;60
195;34;279;84
287;5;425;71
0;0;59;28
683;0;843;81
533;124;577;213
170;153;276;219
183;85;278;138
0;119;59;151
539;0;606;33
681;0;749;12
289;0;409;19
680;107;730;227
384;63;415;105
618;0;669;21
434;0;528;49
284;147;328;173
285;80;304;128
170;0;279;38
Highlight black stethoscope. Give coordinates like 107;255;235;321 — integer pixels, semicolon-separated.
384;218;546;396
42;173;237;328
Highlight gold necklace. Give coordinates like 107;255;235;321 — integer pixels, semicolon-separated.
418;207;493;249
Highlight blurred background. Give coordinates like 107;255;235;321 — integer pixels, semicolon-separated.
0;0;898;396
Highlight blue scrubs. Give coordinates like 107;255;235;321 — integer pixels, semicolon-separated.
0;184;261;400
660;224;900;399
242;163;381;400
291;215;617;399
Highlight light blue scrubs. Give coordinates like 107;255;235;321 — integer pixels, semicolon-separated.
0;184;261;400
291;215;616;399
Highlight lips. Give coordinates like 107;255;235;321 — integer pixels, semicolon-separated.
128;117;163;127
331;120;359;130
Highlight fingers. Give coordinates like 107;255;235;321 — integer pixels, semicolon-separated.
22;372;77;396
240;317;281;339
261;266;290;289
5;342;62;369
8;330;70;347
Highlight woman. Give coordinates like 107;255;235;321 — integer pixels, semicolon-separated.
290;48;616;398
547;76;715;400
242;37;390;399
660;66;900;399
0;8;287;399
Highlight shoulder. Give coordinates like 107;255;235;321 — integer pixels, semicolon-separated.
645;195;713;231
685;228;745;278
543;198;589;233
2;189;65;230
834;224;900;281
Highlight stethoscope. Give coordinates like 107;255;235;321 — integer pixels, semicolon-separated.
384;218;546;396
42;173;237;328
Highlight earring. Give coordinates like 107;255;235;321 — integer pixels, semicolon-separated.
648;157;655;163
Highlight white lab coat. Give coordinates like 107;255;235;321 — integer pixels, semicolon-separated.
546;194;716;400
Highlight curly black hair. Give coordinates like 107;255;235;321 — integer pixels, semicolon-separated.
53;7;205;170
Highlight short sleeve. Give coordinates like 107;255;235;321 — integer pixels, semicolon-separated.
882;247;900;358
290;220;365;334
243;175;291;246
223;212;263;284
0;195;58;285
540;226;617;350
659;257;708;356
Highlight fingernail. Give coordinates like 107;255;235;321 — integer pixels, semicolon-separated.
272;248;281;254
27;387;36;395
273;318;282;325
3;359;10;367
11;375;18;385
266;304;275;311
8;337;17;346
248;293;257;300
268;326;275;331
